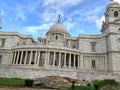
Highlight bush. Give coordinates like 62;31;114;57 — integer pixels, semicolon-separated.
93;80;105;87
104;79;118;85
25;79;34;87
92;79;119;89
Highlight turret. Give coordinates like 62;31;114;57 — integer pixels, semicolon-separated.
101;0;120;34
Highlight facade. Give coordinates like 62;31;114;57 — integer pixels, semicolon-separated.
0;0;120;81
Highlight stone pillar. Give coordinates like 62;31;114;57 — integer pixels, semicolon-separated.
69;53;71;67
34;51;38;65
29;51;33;65
44;51;47;66
54;34;55;40
20;51;23;64
105;54;108;70
13;51;17;64
80;54;84;68
68;40;70;47
47;51;50;66
64;53;66;67
77;55;80;68
58;52;61;67
16;51;20;64
24;51;28;64
53;52;56;66
37;51;41;66
74;54;76;68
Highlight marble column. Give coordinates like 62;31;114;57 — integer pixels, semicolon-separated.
20;51;23;64
80;54;84;68
64;53;66;67
34;51;38;65
77;55;80;68
69;54;71;67
58;52;61;67
29;51;33;65
13;51;17;64
74;54;76;68
53;52;56;66
44;51;47;66
16;51;20;64
37;51;41;66
105;54;108;70
47;51;50;66
24;51;28;64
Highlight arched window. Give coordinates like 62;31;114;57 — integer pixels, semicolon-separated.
90;42;96;52
56;36;58;40
114;11;118;17
92;60;96;69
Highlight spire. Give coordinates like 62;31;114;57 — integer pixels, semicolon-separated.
57;14;61;23
110;0;113;1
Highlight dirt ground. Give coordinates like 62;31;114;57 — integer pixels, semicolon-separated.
0;87;55;90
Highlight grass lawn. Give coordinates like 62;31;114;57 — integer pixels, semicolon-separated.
67;86;94;90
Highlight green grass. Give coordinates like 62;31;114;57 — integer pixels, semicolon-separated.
67;86;94;90
0;78;34;87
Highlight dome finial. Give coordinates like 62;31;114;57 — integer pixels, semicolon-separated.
57;14;61;23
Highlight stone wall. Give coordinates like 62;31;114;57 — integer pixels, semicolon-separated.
0;66;120;82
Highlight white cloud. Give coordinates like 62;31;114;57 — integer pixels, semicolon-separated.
64;22;77;31
86;6;103;16
15;6;26;21
43;0;83;8
41;0;83;23
95;16;105;29
25;23;53;33
79;30;84;33
115;0;120;3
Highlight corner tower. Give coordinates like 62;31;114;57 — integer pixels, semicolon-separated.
102;0;120;34
102;0;120;71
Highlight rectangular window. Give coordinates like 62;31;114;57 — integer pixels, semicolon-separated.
1;39;5;47
91;42;96;52
92;60;96;69
0;55;2;64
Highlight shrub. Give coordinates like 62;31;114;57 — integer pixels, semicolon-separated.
25;79;34;87
104;79;118;85
92;80;105;88
92;79;119;89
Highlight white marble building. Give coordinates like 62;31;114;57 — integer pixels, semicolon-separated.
0;0;120;81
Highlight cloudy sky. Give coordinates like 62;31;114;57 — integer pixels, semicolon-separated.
0;0;120;39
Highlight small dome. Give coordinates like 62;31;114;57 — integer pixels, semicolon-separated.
107;0;120;9
46;15;69;35
38;34;44;39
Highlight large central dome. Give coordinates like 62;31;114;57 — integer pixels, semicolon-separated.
46;15;69;35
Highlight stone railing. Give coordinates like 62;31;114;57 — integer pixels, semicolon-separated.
12;44;80;52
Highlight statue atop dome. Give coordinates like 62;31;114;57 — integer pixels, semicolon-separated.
57;14;61;23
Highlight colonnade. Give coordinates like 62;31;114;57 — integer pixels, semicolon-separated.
48;33;69;40
12;50;81;68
